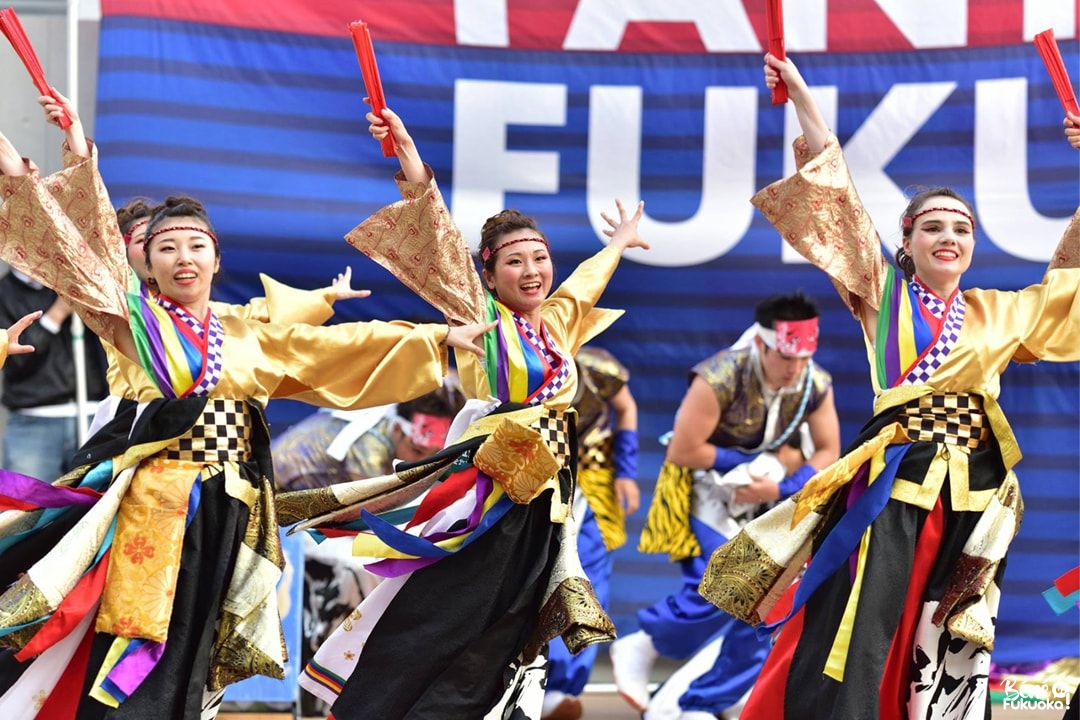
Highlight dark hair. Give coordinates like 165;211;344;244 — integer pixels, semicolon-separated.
145;195;217;248
894;187;974;279
115;197;156;237
754;291;819;329
478;209;547;273
397;382;465;421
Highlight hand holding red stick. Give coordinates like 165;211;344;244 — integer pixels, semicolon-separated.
766;0;788;105
349;20;397;158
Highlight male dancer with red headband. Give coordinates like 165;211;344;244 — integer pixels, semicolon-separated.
611;292;841;719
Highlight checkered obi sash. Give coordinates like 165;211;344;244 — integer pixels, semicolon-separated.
897;392;990;449
793;390;997;528
164;399;253;463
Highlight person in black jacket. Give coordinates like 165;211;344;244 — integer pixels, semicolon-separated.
0;269;108;479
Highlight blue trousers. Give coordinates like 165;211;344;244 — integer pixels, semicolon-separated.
1;413;78;480
546;505;612;696
637;518;770;713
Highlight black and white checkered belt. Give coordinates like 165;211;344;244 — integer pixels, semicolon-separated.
532;408;572;468
898;393;989;449
164;399;253;462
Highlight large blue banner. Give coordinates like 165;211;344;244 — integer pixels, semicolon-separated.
95;0;1079;664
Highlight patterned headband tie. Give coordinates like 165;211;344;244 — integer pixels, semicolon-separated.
481;236;548;262
758;317;819;358
122;219;150;246
143;224;220;248
901;206;975;232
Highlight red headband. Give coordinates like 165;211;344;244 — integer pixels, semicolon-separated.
143;224;219;248
901;206;975;232
481;236;549;262
407;412;453;449
122;218;150;246
759;317;819;358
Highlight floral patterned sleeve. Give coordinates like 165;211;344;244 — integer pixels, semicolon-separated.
0;164;129;345
751;134;889;316
345;166;486;326
42;141;131;289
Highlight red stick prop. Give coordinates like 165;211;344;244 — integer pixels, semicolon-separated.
1034;28;1080;116
349;20;397;158
766;0;788;105
0;8;72;128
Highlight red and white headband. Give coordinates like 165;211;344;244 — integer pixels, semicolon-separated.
122;218;149;246
901;206;975;232
399;412;453;450
481;236;549;262
758;317;819;358
143;224;220;248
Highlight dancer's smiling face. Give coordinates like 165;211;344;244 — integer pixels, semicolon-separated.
482;230;554;316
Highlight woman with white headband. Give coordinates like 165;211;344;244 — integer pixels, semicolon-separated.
275;107;649;720
699;54;1080;720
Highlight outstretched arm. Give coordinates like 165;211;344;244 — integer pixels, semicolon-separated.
764;53;830;153
0;309;43;366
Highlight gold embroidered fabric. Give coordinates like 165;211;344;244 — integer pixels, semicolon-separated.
933;473;1022;651
0;163;129;345
346;168;486;326
526;575;616;660
210;475;287;688
751;134;889;319
699;494;823;624
0;576;49;651
97;456;202;641
474;419;562;504
697;530;785;625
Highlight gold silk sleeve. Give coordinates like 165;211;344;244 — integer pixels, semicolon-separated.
255;319;449;410
210;274;336;325
345;167;486;326
1009;268;1080;362
542;244;625;357
751;134;889;317
0;167;129;346
0;330;7;369
1046;208;1080;275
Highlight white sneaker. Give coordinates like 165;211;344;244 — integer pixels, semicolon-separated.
541;690;583;720
610;630;659;712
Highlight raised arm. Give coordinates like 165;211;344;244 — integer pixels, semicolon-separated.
0;131;135;358
764;54;830;154
33;90;131;289
369;107;431;184
542;199;649;352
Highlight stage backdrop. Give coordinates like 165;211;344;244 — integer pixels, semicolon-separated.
94;0;1079;664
